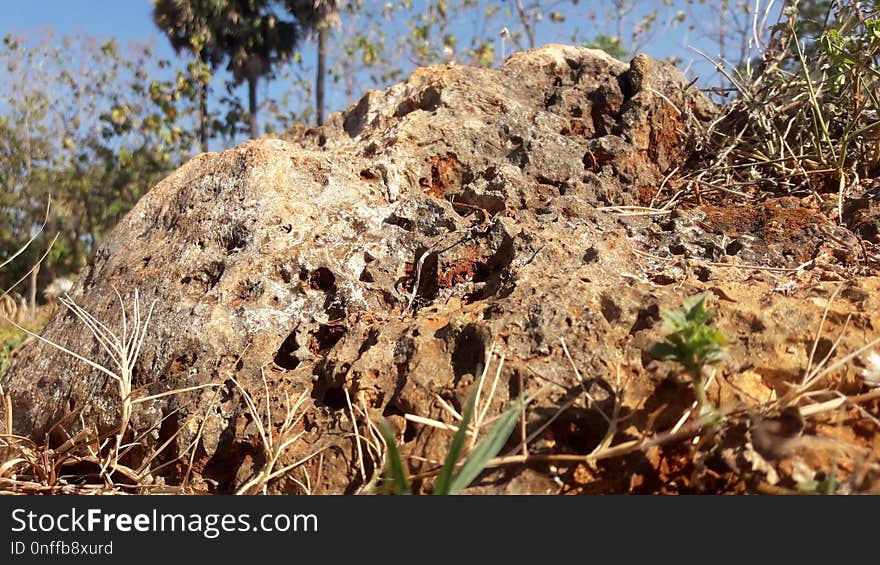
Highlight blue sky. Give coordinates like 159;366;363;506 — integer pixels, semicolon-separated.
4;1;170;53
5;1;159;38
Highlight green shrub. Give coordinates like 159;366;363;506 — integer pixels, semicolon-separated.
0;324;27;379
652;294;727;417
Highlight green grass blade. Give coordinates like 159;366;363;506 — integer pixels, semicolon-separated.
433;388;477;495
377;418;411;495
448;394;524;495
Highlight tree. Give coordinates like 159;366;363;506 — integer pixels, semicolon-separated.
0;32;199;295
286;0;340;126
154;0;299;141
221;0;299;138
153;0;227;152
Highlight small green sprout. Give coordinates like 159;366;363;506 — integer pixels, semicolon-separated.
377;388;524;495
796;471;838;495
651;293;727;417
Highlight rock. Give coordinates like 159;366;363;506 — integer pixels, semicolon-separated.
845;180;880;243
5;45;880;494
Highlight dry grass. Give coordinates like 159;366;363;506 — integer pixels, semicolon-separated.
230;369;316;495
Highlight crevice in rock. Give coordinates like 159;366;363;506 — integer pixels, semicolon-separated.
403;247;439;309
323;298;347;322
452;324;487;383
181;261;225;292
219;222;250;253
201;420;262;494
464;224;516;303
273;330;301;370
311;384;348;411
308;267;336;292
403;419;418;443
629;304;660;334
395;84;443;118
154;412;180;466
309;324;347;357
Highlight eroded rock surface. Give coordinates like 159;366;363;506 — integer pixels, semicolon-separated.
5;45;879;493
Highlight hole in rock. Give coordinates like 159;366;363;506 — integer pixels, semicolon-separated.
452;324;487;383
725;240;745;255
313;386;347;410
813;337;835;363
220;223;250;252
582;247;599;263
629;304;660;334
550;410;610;454
600;295;621;324
403;421;418;443
360;169;379;181
273;331;301;370
384;213;415;232
309;324;347;356
309;268;336;292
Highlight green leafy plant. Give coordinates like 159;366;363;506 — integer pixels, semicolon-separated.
377;388;524;495
651;294;727;417
0;326;26;379
796;470;839;495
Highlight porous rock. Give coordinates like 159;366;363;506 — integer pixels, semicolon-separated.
5;45;879;493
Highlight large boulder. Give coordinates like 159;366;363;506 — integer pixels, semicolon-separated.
5;45;879;494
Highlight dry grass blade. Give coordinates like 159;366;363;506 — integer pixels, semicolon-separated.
2;287;156;478
344;386;367;483
404;413;461;433
473;352;504;447
0;200;52;273
560;338;611;424
230;372;311;495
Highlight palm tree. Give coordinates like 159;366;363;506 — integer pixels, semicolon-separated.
155;0;299;142
153;0;226;152
222;0;299;139
286;0;340;126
